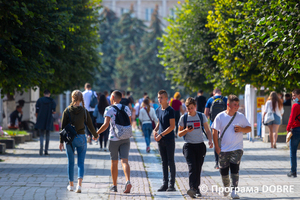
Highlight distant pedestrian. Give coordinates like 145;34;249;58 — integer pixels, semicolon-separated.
262;91;284;148
170;92;184;138
94;90;132;193
195;89;207;113
212;94;251;199
204;88;227;169
120;90;132;110
180;99;187;114
93;94;109;151
35;89;56;156
60;90;97;193
104;90;111;105
9;106;23;129
283;93;292;106
178;97;213;198
82;83;97;144
154;90;176;192
287;89;300;178
139;98;158;152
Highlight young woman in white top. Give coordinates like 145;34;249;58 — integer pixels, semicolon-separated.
263;91;284;148
139;98;158;152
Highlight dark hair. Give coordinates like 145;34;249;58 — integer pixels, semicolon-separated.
16;105;22;110
44;89;50;95
18;100;25;107
127;91;131;96
103;90;108;96
293;89;300;95
228;94;239;103
85;83;91;89
185;97;196;107
198;89;203;94
285;93;291;98
144;92;148;96
158;90;168;98
112;90;122;100
98;94;109;115
143;98;150;113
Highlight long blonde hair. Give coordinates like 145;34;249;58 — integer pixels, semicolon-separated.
70;90;85;108
267;91;283;111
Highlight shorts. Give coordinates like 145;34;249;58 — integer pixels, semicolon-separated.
219;149;243;169
109;139;130;160
265;113;281;125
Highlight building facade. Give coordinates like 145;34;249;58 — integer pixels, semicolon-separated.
101;0;185;26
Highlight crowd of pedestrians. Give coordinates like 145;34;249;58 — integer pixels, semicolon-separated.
27;83;300;199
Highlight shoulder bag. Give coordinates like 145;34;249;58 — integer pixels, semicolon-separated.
218;112;237;148
144;108;156;129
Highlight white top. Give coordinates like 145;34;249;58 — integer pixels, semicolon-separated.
211;111;251;152
104;104;131;141
134;102;140;115
264;100;284;119
82;89;97;112
139;107;158;124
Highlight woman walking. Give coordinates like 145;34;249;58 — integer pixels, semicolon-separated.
139;98;158;152
263;91;284;148
170;92;184;137
287;89;300;177
59;90;97;193
93;94;110;151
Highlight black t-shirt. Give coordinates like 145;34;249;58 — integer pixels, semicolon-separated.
120;98;130;106
10;110;22;126
156;106;175;140
196;95;207;113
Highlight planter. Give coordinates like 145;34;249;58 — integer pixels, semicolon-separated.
0;139;15;149
23;133;32;142
10;135;25;144
0;143;6;154
263;134;286;143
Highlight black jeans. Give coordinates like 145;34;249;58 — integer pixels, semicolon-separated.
96;123;109;148
158;138;176;187
183;142;206;190
39;130;50;154
174;110;180;136
86;111;96;138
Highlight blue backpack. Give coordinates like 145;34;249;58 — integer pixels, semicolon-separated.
183;112;208;139
89;91;98;108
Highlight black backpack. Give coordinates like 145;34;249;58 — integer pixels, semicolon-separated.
183;112;208;139
210;96;226;122
89;91;98;108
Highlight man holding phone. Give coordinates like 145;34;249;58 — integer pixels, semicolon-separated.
211;95;251;199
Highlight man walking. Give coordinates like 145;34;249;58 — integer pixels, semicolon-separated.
82;83;97;144
153;90;176;192
94;90;132;193
211;95;251;199
195;89;206;113
35;89;56;156
204;88;227;169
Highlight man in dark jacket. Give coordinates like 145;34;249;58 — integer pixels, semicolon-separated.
35;89;56;155
9;106;23;129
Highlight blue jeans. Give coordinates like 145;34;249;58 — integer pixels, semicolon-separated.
142;123;153;148
66;134;87;182
290;127;300;173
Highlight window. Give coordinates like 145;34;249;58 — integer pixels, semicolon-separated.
145;8;154;21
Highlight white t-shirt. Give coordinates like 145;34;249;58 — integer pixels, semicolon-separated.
211;111;251;152
82;89;97;112
139;107;158;124
134;102;140;116
264;100;284;119
104;104;131;141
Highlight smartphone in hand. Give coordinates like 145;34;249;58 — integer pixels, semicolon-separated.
188;125;193;130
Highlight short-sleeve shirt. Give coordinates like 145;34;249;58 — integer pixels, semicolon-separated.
196;96;207;113
211;111;251;152
171;99;182;111
156;106;175;140
178;113;208;144
104;104;131;141
205;95;228;124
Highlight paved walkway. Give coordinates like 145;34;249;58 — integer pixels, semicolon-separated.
0;130;299;199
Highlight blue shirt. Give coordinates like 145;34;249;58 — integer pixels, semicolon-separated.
205;95;227;125
156;106;175;140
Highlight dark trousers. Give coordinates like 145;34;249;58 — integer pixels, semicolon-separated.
174;110;180;136
158;138;176;187
96;123;109;148
39;130;50;154
86;111;96;138
183;142;206;190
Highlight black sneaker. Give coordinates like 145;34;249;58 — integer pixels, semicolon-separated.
196;188;202;197
44;152;49;156
110;185;117;192
167;185;176;191
187;188;196;198
287;171;297;177
157;185;168;192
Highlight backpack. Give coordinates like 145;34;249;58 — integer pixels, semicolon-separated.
112;105;132;139
210;96;226;122
183;112;208;139
89;91;98;108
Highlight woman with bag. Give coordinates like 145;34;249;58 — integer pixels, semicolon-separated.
59;90;97;193
170;92;184;138
139;98;158;152
93;94;109;151
262;91;284;148
287;89;300;178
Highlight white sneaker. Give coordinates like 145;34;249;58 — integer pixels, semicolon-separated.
231;190;239;199
75;186;81;193
67;185;74;191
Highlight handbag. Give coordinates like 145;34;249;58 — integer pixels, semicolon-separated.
286;131;293;143
144;108;156;129
218;112;237;148
60;108;78;152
